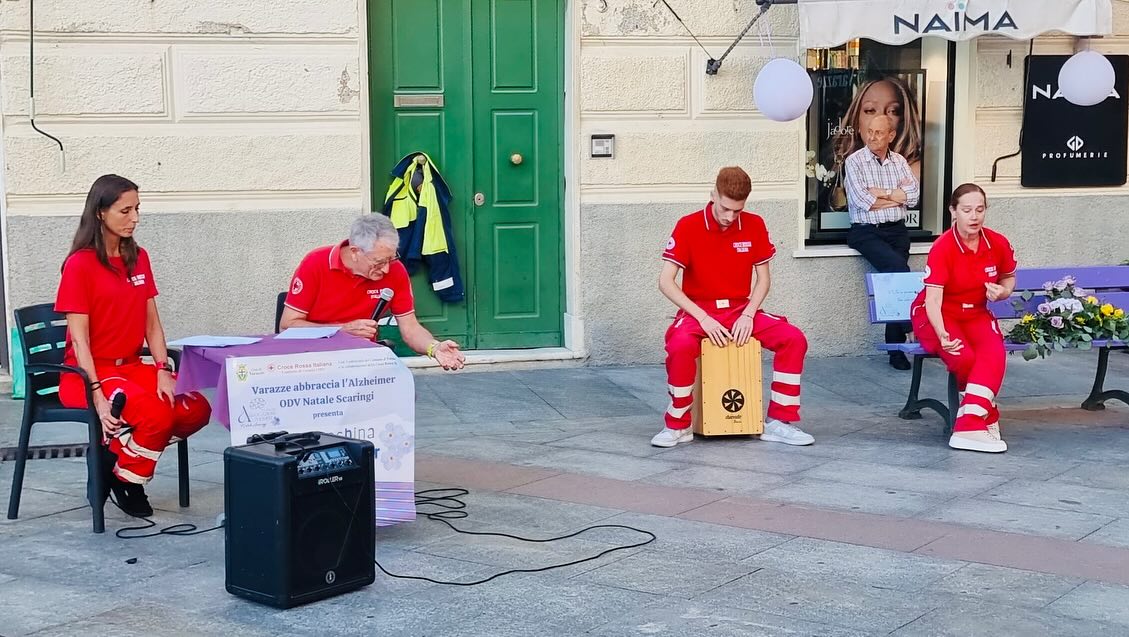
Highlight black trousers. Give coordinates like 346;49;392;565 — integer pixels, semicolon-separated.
848;220;912;345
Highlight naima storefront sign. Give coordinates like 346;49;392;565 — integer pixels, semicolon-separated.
796;0;1112;48
1021;55;1129;188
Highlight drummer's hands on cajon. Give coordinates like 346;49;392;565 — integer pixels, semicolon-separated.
732;313;755;346
342;319;378;340
699;315;732;348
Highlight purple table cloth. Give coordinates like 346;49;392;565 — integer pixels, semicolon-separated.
176;332;415;526
176;332;382;427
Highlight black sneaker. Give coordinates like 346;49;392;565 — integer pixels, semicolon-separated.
109;476;154;518
889;351;912;371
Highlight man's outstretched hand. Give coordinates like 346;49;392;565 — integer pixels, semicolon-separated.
433;340;465;371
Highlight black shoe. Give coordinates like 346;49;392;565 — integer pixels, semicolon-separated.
889;351;912;371
109;476;154;518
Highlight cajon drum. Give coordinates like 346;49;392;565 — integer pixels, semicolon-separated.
691;338;764;436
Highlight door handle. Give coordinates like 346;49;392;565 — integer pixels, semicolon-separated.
510;153;523;165
473;192;485;206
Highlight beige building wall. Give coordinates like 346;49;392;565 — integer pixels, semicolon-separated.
577;1;868;364
576;0;1129;364
0;0;367;340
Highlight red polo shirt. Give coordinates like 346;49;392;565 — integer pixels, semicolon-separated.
55;247;158;364
285;242;414;324
916;226;1017;315
661;204;776;303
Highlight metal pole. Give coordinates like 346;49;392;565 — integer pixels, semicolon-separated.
707;3;773;74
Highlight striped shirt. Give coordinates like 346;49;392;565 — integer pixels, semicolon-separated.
843;147;920;225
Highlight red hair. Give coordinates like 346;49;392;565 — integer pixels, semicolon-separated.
715;166;752;201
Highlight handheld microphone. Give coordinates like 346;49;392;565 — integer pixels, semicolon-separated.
370;288;395;322
110;389;127;419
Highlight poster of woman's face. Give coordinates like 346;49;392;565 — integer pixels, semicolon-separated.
808;70;925;228
836;75;923;180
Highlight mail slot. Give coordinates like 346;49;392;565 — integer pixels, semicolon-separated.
394;94;444;108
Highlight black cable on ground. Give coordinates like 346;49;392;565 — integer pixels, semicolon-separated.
110;484;654;588
111;497;224;539
373;488;656;587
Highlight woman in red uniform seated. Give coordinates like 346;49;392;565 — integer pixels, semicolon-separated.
56;175;212;517
910;183;1016;453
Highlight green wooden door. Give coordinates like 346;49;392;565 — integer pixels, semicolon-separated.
369;0;562;351
470;0;563;348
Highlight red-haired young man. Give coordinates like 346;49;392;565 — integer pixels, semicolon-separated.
655;166;814;448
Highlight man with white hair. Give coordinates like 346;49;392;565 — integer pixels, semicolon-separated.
844;113;920;371
280;214;465;370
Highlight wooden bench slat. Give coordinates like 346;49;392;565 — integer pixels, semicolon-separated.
989;291;1129;319
878;340;1125;353
866;267;1129;325
1011;266;1129;290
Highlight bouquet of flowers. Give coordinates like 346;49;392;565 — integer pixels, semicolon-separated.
1007;275;1129;360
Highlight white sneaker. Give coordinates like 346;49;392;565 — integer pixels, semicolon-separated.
949;429;1007;453
761;419;815;446
651;427;693;448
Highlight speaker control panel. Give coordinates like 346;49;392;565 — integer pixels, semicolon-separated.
296;445;356;479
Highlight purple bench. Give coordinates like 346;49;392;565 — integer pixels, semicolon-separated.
867;266;1129;433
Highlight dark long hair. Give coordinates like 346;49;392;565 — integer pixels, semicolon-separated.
63;174;140;276
949;183;987;209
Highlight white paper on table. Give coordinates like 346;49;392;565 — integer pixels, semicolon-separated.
274;326;340;340
166;335;263;347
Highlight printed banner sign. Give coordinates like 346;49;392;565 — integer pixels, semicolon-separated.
798;0;1111;48
1021;55;1129;188
225;347;416;526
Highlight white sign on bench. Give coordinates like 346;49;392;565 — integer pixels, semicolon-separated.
872;272;925;322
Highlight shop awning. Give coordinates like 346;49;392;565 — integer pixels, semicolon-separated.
794;0;1113;48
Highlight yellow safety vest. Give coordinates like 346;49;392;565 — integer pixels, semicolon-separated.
382;153;448;255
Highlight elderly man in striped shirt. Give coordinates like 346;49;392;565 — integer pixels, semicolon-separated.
844;114;921;370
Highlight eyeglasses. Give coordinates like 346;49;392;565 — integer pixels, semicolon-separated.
357;250;400;270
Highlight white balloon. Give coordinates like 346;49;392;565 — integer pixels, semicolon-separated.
1058;50;1116;107
753;58;814;122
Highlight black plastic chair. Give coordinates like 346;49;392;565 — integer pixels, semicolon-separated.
6;303;191;533
274;292;287;334
275;291;394;348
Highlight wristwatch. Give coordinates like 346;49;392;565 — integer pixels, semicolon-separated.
155;360;172;373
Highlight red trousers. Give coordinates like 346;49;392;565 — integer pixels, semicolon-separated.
60;361;212;484
665;303;807;429
911;306;1005;432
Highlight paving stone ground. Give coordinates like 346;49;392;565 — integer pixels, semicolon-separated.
1;351;1128;636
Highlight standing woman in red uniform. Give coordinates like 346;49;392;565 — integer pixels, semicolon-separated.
55;175;212;516
910;183;1016;453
